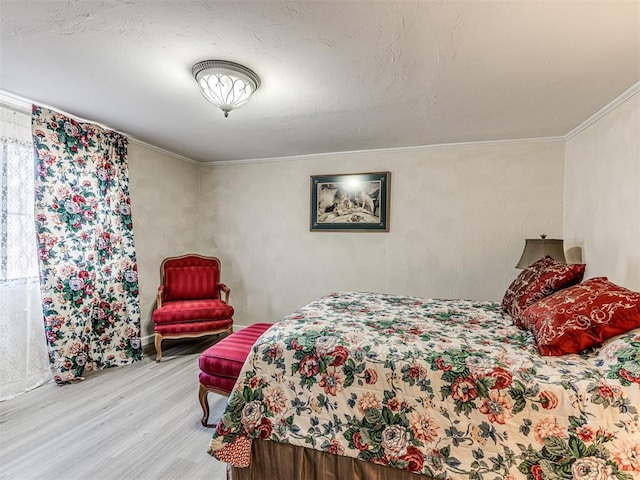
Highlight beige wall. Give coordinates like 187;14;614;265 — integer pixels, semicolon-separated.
564;91;640;291
128;142;200;339
198;141;565;326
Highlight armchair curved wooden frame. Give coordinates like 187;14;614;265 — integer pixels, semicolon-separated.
152;254;234;362
154;325;233;363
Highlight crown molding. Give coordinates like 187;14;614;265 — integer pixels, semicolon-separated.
565;81;640;140
201;136;566;167
0;89;199;165
127;138;199;165
0;90;31;113
6;79;638;166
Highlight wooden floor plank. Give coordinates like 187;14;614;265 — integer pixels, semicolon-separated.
0;340;228;480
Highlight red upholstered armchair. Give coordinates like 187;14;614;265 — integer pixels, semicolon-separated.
152;254;234;362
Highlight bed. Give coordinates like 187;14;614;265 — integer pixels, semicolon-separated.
208;285;640;479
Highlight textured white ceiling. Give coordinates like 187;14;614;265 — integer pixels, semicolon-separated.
1;1;639;163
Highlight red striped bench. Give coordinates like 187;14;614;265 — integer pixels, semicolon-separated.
198;322;273;426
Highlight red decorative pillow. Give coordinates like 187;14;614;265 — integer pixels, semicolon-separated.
523;277;640;356
502;256;585;328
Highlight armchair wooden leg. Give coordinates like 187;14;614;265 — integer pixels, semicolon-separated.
154;333;163;363
199;383;211;427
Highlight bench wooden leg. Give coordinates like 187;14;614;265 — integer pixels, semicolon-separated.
199;383;211;427
199;383;231;427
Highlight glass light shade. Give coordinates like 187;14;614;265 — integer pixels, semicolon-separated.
192;60;261;117
516;236;566;268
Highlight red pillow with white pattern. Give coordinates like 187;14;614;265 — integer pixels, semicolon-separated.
523;277;640;356
502;256;585;329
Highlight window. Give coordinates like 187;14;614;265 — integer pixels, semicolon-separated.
0;137;38;282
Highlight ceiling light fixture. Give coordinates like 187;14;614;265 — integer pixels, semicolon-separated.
192;60;261;118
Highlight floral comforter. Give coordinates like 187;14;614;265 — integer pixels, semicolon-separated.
208;292;640;479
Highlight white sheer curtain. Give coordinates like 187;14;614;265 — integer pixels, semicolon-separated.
0;104;51;401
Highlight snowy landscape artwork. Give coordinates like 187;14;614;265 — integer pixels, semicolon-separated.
310;172;390;231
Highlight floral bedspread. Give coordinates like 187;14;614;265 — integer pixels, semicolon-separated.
208;292;640;479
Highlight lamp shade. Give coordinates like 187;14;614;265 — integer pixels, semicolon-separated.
516;236;566;268
192;60;261;117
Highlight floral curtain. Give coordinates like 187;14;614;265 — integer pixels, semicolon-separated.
32;105;142;384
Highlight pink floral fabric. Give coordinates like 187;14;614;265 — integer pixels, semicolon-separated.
208;292;640;479
32;105;142;384
524;277;640;356
502;256;585;329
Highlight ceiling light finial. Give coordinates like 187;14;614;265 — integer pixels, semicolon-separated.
192;60;261;118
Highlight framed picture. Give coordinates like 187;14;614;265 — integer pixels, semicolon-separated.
310;171;390;231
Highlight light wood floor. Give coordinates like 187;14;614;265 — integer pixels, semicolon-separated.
0;339;229;480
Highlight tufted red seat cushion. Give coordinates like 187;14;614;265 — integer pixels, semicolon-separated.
152;299;233;325
199;322;273;394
